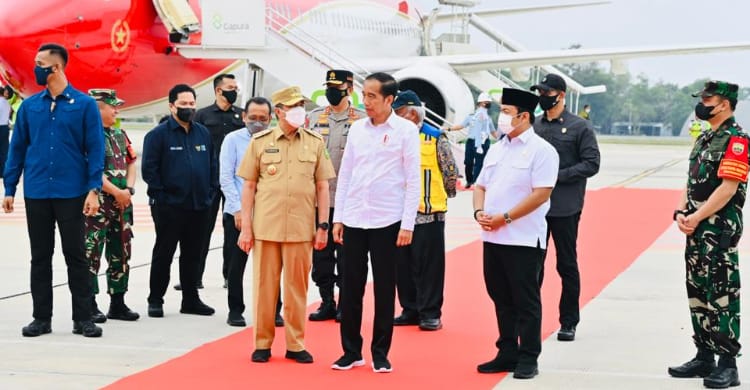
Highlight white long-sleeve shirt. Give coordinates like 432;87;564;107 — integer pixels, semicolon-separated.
333;111;421;231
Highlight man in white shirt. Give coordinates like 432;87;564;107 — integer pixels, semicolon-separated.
473;89;559;380
331;73;421;373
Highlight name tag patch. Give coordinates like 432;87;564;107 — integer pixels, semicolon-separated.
265;148;280;153
169;146;183;151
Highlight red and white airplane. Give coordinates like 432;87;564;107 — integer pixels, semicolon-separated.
1;0;750;122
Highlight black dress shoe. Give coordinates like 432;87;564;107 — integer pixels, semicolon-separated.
335;311;341;323
477;355;518;373
22;319;51;337
227;313;246;327
251;349;271;363
107;304;140;321
557;326;576;341
309;302;337;321
275;313;284;327
668;357;716;378
513;364;539;379
285;350;314;363
393;313;419;326
91;308;107;324
73;320;103;337
419;318;442;331
180;300;215;316
148;303;164;318
703;366;740;388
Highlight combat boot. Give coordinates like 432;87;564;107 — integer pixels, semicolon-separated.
668;349;715;378
309;287;337;321
91;296;107;324
107;293;140;321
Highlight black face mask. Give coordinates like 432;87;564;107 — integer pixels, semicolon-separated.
176;107;196;122
325;87;347;106
221;89;237;104
694;102;717;121
538;95;559;111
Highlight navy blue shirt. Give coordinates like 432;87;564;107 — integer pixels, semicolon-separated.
4;84;105;198
142;116;218;210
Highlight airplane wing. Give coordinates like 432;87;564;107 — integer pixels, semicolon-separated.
360;41;750;73
433;1;610;22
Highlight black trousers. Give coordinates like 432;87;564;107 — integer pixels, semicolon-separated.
464;138;490;186
483;242;543;365
340;222;400;361
25;196;92;322
148;204;210;304
396;220;445;320
223;213;281;315
198;191;225;283
540;213;581;328
0;124;9;175
312;208;343;294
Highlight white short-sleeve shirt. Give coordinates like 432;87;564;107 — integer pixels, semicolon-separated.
476;127;559;248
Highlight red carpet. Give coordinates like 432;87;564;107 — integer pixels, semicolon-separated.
107;188;679;389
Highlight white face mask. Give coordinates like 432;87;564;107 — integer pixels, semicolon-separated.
284;106;306;128
497;113;520;134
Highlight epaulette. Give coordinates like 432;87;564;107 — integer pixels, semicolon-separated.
302;127;324;139
252;129;273;139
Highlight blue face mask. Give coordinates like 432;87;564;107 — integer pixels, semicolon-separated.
34;65;53;86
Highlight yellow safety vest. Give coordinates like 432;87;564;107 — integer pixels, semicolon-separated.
419;132;448;214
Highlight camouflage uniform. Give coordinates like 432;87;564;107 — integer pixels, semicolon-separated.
85;126;136;295
685;116;747;357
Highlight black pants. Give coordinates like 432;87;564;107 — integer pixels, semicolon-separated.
464;138;490;186
540;213;581;328
340;222;400;361
148;204;210;304
223;213;281;315
25;196;92;322
312;208;343;293
483;242;543;365
198;191;225;283
396;220;445;320
0;124;9;176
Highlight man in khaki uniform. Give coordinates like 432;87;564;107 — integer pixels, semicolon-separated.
237;86;336;364
306;70;366;321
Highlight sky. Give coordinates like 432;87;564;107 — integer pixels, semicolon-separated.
411;0;750;87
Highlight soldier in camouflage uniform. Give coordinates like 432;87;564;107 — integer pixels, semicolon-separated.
85;89;140;323
669;81;745;389
306;70;366;321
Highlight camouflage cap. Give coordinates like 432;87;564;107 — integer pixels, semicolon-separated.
272;85;307;107
692;80;739;100
88;88;124;106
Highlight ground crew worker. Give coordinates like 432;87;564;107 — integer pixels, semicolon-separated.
531;73;600;342
306;69;366;322
473;88;558;380
445;92;496;188
392;90;457;331
668;80;745;389
85;89;139;323
237;86;335;364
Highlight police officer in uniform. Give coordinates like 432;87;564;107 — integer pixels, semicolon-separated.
669;81;745;389
531;74;600;342
85;89;139;323
237;86;336;364
185;73;244;290
473;88;558;380
307;70;366;321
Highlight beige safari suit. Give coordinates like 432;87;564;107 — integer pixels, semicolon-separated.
237;126;335;351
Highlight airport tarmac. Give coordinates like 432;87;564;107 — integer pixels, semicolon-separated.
0;134;747;389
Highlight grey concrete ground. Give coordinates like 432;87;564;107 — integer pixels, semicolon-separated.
0;135;747;389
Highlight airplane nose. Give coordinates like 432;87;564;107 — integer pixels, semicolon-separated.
0;1;64;96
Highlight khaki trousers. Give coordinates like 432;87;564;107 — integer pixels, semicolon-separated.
253;240;312;351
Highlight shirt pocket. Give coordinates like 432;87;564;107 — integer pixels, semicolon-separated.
507;158;532;187
297;149;317;178
339;127;349;150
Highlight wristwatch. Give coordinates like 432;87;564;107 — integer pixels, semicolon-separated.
127;187;135;195
673;209;688;221
89;188;101;195
503;212;513;224
473;209;484;221
317;222;330;231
